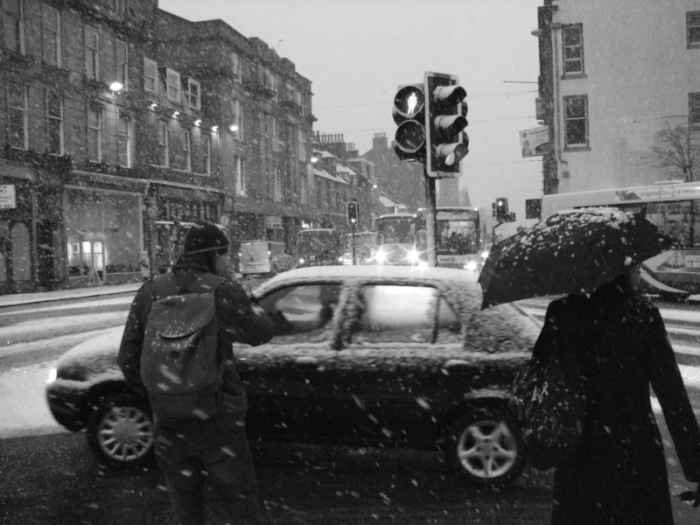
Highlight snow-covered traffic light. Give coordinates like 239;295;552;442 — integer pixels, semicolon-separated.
424;72;468;177
392;84;426;162
347;201;359;226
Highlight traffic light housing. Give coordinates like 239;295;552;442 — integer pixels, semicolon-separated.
424;72;469;177
495;198;508;221
392;84;426;162
347;201;359;226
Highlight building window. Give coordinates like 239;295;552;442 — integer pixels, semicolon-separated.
563;95;589;148
182;129;191;171
84;26;99;80
202;134;210;175
87;106;102;162
166;68;180;102
272;117;279;152
297;128;306;161
232;98;243;140
688;12;700;48
235;155;245;196
300;169;307;205
43;5;60;67
188;79;200;109
562;24;584;76
118;114;132;167
3;0;24;55
46;91;63;154
274;168;282;202
689;93;700;127
115;39;128;86
158;120;169;167
231;51;241;81
144;58;157;92
8;84;26;149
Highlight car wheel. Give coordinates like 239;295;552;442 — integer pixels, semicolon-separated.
445;408;524;486
86;394;155;469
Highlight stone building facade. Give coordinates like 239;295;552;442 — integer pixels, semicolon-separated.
0;0;318;293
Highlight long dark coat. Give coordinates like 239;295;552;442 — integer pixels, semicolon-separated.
538;277;700;525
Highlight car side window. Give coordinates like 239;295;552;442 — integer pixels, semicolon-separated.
435;295;462;343
258;284;342;341
352;285;436;344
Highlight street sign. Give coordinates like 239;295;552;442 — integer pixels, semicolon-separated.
0;185;16;209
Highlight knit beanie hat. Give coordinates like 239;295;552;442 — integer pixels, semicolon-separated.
183;221;229;255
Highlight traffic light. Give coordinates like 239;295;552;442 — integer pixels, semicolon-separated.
392;84;426;162
495;198;508;221
347;201;359;226
424;72;469;177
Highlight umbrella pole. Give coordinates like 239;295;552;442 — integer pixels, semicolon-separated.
424;166;438;267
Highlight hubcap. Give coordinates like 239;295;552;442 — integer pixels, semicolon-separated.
457;419;517;479
98;406;154;462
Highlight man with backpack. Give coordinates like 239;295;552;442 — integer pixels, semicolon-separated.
118;221;275;525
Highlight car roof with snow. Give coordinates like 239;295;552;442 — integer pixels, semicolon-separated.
253;265;477;295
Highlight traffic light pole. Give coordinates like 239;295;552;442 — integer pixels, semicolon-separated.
424;165;438;267
351;223;356;265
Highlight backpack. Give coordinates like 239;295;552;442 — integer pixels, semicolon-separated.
511;300;589;470
140;272;225;419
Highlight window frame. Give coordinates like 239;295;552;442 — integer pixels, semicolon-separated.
46;91;63;155
3;0;25;55
166;68;180;102
202;134;211;176
115;39;128;87
8;83;27;150
690;93;700;128
232;98;243;140
42;5;61;67
87;105;102;162
84;25;99;80
235;155;246;196
157;120;169;167
187;78;200;109
688;11;700;49
143;58;157;93
561;23;585;78
117;113;132;168
182;128;191;171
563;95;590;150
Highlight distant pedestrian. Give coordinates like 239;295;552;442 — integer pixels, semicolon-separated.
538;263;700;524
118;221;275;525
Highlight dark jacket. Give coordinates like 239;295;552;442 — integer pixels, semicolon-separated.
117;257;275;415
544;277;700;525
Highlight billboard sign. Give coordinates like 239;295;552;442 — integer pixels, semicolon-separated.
519;126;549;158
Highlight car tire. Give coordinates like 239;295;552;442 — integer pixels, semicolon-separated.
445;408;524;486
86;393;155;470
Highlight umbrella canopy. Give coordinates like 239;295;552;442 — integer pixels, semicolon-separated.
479;207;681;309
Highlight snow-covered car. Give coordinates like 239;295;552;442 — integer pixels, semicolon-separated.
46;266;540;486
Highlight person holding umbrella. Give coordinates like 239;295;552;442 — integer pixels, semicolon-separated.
479;208;700;524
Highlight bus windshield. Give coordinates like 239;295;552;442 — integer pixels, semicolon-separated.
377;217;416;244
436;219;478;255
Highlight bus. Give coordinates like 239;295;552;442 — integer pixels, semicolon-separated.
541;180;700;296
371;208;482;270
371;213;425;265
434;207;482;271
293;228;343;268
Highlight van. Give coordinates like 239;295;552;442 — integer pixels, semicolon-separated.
239;240;295;276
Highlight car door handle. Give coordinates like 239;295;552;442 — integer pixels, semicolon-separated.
295;357;319;369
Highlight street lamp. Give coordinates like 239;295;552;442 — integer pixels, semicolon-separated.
310;156;319;164
228;124;239;132
109;81;124;93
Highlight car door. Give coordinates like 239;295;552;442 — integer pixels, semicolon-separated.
235;282;346;442
332;282;464;447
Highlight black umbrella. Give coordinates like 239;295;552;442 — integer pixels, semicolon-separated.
479;207;681;309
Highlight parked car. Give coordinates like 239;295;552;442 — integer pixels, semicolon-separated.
239;240;295;276
46;266;540;486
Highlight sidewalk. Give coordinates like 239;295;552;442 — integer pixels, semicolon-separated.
0;282;143;308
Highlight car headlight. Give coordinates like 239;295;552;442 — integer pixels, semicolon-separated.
47;368;57;384
375;249;387;263
299;258;305;265
406;249;420;263
480;250;490;260
465;260;478;271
